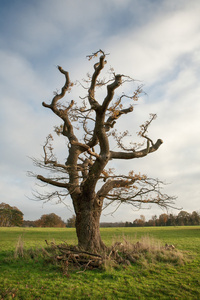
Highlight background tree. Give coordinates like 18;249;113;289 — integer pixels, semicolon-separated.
35;213;66;227
66;215;76;228
33;50;175;252
133;214;146;227
166;213;176;226
0;203;23;227
158;213;168;226
190;211;200;225
177;211;191;226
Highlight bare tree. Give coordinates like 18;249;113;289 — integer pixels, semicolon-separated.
33;50;175;252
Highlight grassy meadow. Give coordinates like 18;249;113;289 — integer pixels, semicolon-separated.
0;226;200;299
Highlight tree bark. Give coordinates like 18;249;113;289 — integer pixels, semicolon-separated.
75;195;105;253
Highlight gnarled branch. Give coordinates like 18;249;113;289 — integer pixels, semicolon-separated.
110;139;163;160
37;175;69;189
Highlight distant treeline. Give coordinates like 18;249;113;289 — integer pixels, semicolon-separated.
101;211;200;227
1;202;199;228
22;211;200;228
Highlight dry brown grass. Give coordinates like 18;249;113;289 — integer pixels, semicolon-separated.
14;236;24;258
107;235;187;268
12;234;187;273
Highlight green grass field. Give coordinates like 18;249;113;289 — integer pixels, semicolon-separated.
0;226;200;299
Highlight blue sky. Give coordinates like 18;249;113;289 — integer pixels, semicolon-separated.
0;0;200;222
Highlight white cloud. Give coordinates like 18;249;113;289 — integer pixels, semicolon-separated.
0;0;200;222
106;2;200;84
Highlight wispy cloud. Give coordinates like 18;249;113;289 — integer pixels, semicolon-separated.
0;0;199;221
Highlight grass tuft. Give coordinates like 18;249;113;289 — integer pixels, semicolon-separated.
12;233;188;273
14;235;24;258
110;235;188;267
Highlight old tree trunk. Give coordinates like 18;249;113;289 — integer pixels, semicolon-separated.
35;50;175;253
75;196;105;252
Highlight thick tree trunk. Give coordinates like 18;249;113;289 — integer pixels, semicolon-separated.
75;200;106;253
